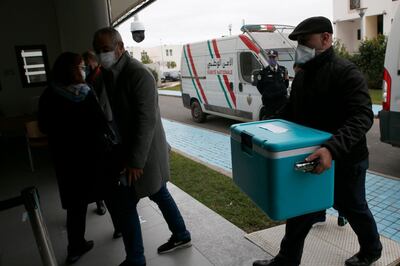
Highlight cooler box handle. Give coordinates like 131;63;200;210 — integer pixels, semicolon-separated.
241;132;253;155
294;160;319;173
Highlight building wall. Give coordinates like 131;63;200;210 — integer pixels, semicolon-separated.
365;15;378;38
0;0;61;117
0;0;109;117
335;20;361;52
333;0;399;53
334;0;397;27
53;0;109;53
127;44;183;72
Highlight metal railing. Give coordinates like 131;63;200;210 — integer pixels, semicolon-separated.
0;187;58;266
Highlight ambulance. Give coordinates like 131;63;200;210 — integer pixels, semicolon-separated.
180;24;296;122
379;7;400;147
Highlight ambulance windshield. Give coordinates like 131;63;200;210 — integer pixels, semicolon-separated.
266;48;295;61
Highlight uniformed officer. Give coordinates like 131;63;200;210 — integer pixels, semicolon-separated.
256;49;289;120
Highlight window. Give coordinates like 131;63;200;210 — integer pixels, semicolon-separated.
350;0;360;10
377;15;384;35
357;29;361;40
166;49;169;56
169;49;173;56
15;45;50;88
240;52;262;83
266;48;295;61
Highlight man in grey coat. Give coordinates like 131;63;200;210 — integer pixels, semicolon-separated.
93;27;191;266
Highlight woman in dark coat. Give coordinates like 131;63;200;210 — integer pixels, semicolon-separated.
38;52;118;264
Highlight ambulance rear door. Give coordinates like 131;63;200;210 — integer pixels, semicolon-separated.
379;6;400;147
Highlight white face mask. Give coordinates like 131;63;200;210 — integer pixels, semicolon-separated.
295;44;316;65
99;51;117;69
268;58;277;67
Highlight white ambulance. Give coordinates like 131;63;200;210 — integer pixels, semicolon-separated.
379;7;400;147
180;24;296;122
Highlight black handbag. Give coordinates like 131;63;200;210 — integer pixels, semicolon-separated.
102;123;120;152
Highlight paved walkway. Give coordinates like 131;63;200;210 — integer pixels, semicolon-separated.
161;118;400;243
0;137;267;266
158;89;182;97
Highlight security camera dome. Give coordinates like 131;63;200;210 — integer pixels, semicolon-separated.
131;16;145;43
131;21;145;32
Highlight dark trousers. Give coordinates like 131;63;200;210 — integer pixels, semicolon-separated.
278;159;382;265
104;198;121;232
261;96;287;120
66;204;88;251
66;195;120;251
116;183;190;265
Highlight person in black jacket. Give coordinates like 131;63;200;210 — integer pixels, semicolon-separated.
82;50;108;216
38;52;120;264
253;17;382;266
256;49;289;120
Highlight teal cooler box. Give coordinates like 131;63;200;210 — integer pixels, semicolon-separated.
231;119;334;221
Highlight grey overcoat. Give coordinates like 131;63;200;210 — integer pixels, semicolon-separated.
105;51;170;198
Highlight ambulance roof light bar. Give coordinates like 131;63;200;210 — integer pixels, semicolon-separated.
240;24;295;33
240;25;270;68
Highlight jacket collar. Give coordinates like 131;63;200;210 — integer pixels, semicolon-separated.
110;51;130;80
302;46;334;70
269;65;278;71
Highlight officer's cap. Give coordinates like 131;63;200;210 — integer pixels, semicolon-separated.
288;16;333;41
266;49;278;57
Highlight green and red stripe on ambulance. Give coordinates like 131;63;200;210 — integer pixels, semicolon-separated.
206;39;237;109
183;44;208;104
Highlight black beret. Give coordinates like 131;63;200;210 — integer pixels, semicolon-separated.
266;49;278;57
289;16;333;41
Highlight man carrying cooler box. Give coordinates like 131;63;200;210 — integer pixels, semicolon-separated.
253;16;382;266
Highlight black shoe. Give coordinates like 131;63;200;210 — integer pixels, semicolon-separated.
95;201;107;216
345;252;381;266
113;230;122;239
157;236;192;254
119;260;146;266
338;216;348;227
253;257;286;266
66;240;94;264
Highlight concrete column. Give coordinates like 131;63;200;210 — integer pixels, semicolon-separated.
358;7;368;40
53;0;110;53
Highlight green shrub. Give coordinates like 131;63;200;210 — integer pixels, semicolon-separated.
141;51;153;64
357;35;387;90
333;35;387;90
333;40;352;60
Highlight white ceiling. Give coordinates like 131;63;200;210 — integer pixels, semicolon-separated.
111;0;149;24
